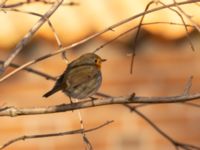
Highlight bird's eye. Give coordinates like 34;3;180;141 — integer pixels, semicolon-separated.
95;59;98;63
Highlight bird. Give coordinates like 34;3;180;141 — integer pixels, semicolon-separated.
43;53;106;101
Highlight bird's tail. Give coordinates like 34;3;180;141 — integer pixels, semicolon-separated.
43;72;65;98
43;87;60;98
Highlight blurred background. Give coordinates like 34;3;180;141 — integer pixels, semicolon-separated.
0;0;200;149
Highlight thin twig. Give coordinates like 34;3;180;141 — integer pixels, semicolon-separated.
124;104;200;150
1;0;64;73
0;120;113;150
93;21;194;53
173;0;200;32
182;102;200;108
0;106;10;112
75;99;93;150
0;60;56;80
159;1;195;51
125;104;178;149
1;0;199;82
5;8;62;48
0;0;8;7
6;8;65;64
180;76;200;109
2;0;78;8
130;0;154;74
183;76;193;95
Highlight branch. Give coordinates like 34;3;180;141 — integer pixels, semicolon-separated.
130;0;154;74
1;23;195;81
1;0;200;82
1;0;64;73
124;104;200;150
0;62;199;111
0;60;56;80
0;93;200;117
158;1;195;51
0;0;8;8
0;120;113;150
5;8;62;48
183;76;193;96
2;0;78;8
94;21;194;53
183;102;200;108
173;0;200;32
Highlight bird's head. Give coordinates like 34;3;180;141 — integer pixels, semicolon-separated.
69;53;106;69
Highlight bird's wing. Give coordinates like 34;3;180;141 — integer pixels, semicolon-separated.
65;65;100;88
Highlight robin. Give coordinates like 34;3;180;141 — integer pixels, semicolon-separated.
43;53;106;100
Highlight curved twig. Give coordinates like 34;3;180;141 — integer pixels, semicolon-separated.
130;0;154;74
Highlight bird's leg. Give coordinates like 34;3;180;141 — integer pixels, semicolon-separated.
89;96;98;107
68;97;74;113
89;96;98;101
69;96;74;104
61;51;69;64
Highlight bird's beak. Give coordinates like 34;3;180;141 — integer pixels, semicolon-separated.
101;59;107;62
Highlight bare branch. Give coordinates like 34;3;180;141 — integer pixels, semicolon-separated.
130;0;154;74
159;1;195;51
0;60;56;80
5;8;62;48
1;0;200;82
0;120;113;150
173;0;200;32
1;0;78;8
0;0;8;7
93;21;194;53
183;76;193;96
124;104;200;150
97;92;200;110
0;93;200;117
1;0;64;73
0;106;9;112
74;99;93;150
182;102;200;108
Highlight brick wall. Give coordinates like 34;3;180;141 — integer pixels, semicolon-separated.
0;37;200;150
